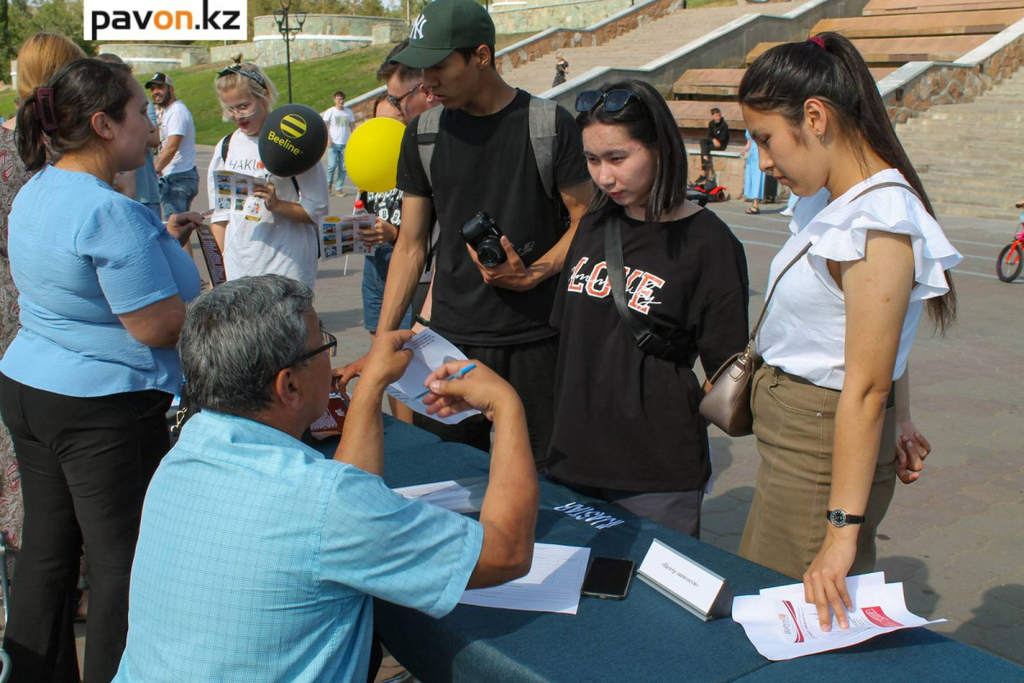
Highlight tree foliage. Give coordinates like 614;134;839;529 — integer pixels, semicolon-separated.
2;0;94;86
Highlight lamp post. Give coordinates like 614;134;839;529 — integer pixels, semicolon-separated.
273;0;306;104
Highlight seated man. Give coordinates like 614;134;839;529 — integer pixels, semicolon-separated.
114;275;539;683
696;107;730;183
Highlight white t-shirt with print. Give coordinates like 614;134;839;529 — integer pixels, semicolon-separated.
322;107;354;146
159;100;197;176
206;130;329;289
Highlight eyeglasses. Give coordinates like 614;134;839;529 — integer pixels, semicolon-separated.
218;65;268;90
221;100;259;118
574;89;640;113
387;83;422;113
292;324;337;365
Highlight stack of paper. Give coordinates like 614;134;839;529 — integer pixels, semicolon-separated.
394;480;477;513
459;543;591;615
733;572;946;660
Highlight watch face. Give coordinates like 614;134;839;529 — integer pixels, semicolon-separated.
830;510;847;526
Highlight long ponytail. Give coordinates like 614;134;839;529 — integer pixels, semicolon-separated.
15;90;49;172
740;32;956;333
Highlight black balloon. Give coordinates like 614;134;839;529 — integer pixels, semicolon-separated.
257;104;328;178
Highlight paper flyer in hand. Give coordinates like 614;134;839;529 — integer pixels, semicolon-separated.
212;170;269;222
732;572;946;660
384;330;481;425
320;215;376;261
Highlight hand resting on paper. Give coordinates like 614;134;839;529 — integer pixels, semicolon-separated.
420;360;517;422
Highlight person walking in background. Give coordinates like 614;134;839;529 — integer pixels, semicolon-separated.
322;90;354;196
0;31;85;578
1;57;202;683
552;52;569;88
207;64;328;290
743;129;765;214
695;107;729;184
547;81;749;536
737;32;961;633
147;73;199;220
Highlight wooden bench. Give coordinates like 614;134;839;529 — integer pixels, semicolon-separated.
813;10;1024;38
673;67;895;98
746;35;990;64
862;0;1024;15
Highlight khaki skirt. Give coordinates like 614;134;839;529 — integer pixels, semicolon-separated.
739;364;897;580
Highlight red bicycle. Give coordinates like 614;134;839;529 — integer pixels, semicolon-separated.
999;209;1024;283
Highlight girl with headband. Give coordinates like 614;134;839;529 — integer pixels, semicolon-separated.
546;80;749;536
738;32;961;631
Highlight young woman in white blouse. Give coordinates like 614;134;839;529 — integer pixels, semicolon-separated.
737;32;961;631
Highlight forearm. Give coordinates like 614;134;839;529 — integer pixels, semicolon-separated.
526;221;578;284
468;399;539;588
154;145;177;174
830;388;890;517
378;234;426;333
269;201;315;225
210;221;227;253
334;375;387;474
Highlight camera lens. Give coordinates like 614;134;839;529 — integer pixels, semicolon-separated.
478;244;506;268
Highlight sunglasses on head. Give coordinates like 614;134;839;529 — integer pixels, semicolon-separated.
574;89;640;113
218;65;268;91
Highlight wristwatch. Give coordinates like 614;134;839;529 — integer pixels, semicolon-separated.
825;509;864;528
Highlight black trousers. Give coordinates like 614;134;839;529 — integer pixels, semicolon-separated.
698;138;726;169
0;373;172;683
413;336;557;470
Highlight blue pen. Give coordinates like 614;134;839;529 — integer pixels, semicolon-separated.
415;363;476;400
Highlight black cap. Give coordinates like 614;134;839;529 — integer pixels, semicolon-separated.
145;73;174;89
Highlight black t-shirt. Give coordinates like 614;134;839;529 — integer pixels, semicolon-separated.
396;89;590;346
547;206;750;492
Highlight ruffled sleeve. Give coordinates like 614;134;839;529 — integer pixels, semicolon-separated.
799;182;962;303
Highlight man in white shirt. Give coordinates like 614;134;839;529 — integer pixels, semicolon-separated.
321;91;354;196
147;73;199;220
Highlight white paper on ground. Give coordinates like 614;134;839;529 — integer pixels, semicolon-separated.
385;330;481;425
733;573;946;661
459;543;591;614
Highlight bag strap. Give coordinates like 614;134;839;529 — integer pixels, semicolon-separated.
748;180;918;345
605;217;695;363
528;96;558;200
416;106;444;189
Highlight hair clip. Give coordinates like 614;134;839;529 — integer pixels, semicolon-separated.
33;86;59;134
807;36;826;49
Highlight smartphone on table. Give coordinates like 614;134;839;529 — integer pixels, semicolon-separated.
581;557;635;600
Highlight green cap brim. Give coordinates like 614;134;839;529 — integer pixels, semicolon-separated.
389;45;455;69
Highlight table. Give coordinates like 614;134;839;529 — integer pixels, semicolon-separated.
317;418;1024;682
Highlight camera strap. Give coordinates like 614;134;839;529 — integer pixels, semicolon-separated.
604;217;697;366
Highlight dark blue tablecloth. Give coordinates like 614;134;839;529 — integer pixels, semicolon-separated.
318;418;1024;682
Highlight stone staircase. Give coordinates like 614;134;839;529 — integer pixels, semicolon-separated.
503;1;801;95
899;70;1024;221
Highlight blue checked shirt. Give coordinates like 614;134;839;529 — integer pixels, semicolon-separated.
114;411;483;683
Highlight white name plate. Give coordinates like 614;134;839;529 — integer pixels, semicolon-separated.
637;539;733;621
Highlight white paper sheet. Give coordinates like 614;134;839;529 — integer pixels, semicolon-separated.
459;543;591;614
394;480;474;513
732;573;946;661
385;330;482;424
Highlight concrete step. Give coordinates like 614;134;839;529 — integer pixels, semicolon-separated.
919;175;1024;193
931;201;1019;221
916;168;1024;185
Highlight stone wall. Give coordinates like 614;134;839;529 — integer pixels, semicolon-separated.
881;19;1024;126
494;0;679;75
490;0;637;35
100;43;211;73
209;14;405;67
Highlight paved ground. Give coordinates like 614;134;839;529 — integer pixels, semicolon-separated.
50;148;1024;676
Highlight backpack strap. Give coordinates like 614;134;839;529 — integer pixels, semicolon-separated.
416;106;444;189
528;96;558;200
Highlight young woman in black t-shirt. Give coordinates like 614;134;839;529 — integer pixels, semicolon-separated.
546;80;750;537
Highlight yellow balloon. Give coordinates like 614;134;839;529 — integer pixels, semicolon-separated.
344;117;406;193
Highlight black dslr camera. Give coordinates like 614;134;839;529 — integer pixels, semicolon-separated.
460;212;507;268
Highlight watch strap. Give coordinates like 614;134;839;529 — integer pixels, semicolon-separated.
826;509;865;525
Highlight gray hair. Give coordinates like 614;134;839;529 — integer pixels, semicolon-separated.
179;275;314;417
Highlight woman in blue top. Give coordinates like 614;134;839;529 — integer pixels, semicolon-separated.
0;58;202;683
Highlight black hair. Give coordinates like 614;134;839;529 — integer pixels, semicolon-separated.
575;79;688;221
739;32;955;333
455;45;497;70
710;107;721;115
16;58;135;173
334;90;346;99
379;39;422;81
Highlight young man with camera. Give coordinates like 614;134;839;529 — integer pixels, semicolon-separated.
339;0;592;466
